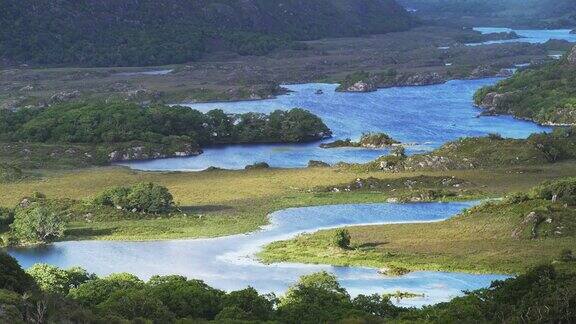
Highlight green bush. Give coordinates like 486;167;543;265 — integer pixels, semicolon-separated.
93;182;173;214
0;163;24;183
10;205;65;244
531;177;576;205
334;229;351;249
0;207;14;227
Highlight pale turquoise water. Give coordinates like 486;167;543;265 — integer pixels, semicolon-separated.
473;27;576;45
118;79;549;171
9;201;509;307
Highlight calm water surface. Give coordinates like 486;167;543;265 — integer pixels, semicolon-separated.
473;27;576;44
119;79;549;171
9;201;509;307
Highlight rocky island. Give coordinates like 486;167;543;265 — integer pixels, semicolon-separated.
0;102;332;168
321;132;399;148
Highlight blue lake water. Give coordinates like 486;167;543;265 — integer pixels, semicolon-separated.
119;79;550;171
473;27;576;45
9;201;509;307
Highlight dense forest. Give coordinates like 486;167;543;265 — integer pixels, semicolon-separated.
0;102;331;147
0;0;416;67
474;46;576;125
0;251;574;323
399;0;576;27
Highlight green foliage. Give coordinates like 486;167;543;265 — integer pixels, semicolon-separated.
0;163;24;183
26;264;95;295
334;229;352;249
68;273;144;307
146;275;225;319
10;205;65;244
0;253;37;294
359;132;399;146
93;182;173;214
278;271;353;323
532;177;576;205
474;59;576;124
220;287;276;321
0;0;415;67
0;103;331;147
0;207;14;227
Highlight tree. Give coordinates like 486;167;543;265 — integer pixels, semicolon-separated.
10;205;65;243
146;275;225;319
333;229;351;249
126;182;174;214
26;264;96;296
219;287;276;321
278;271;352;323
68;273;144;307
0;253;37;294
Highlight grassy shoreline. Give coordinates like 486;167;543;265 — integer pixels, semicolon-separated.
2;162;576;244
258;198;576;275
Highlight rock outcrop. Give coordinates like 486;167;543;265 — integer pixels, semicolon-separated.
107;144;202;162
343;81;378;92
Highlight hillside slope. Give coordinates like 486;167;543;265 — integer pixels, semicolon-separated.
474;46;576;125
0;0;416;67
399;0;576;28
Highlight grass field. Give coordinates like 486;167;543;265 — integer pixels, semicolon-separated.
2;161;576;242
259;189;576;275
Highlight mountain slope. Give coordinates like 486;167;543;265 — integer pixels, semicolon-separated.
0;0;416;67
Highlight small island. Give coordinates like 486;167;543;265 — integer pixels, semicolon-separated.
321;132;399;149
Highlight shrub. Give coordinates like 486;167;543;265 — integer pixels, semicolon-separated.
560;249;575;262
10;205;65;244
0;207;14;227
531;177;576;205
0;163;24;183
0;253;37;293
334;229;351;249
93;182;173;214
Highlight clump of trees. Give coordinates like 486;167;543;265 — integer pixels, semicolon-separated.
93;182;174;214
0;0;415;67
2;254;574;323
10;201;65;245
0;103;331;148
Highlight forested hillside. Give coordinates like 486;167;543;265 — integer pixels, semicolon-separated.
399;0;576;27
474;46;576;125
0;0;416;67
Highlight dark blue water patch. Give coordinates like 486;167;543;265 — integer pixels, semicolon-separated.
118;79;550;171
9;201;509;307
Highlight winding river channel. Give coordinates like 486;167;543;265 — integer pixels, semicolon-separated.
9;201;509;307
11;28;572;307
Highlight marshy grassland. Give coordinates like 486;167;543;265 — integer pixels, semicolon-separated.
2;161;576;242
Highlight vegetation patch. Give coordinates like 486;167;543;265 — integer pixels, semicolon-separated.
475;47;576;125
320;132;399;148
0;102;331;167
345;129;576;172
260;178;576;275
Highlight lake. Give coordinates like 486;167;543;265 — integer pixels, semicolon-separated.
9;201;509;307
473;27;576;44
118;79;549;171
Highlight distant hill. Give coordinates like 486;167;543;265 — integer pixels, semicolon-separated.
399;0;576;28
0;0;416;67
